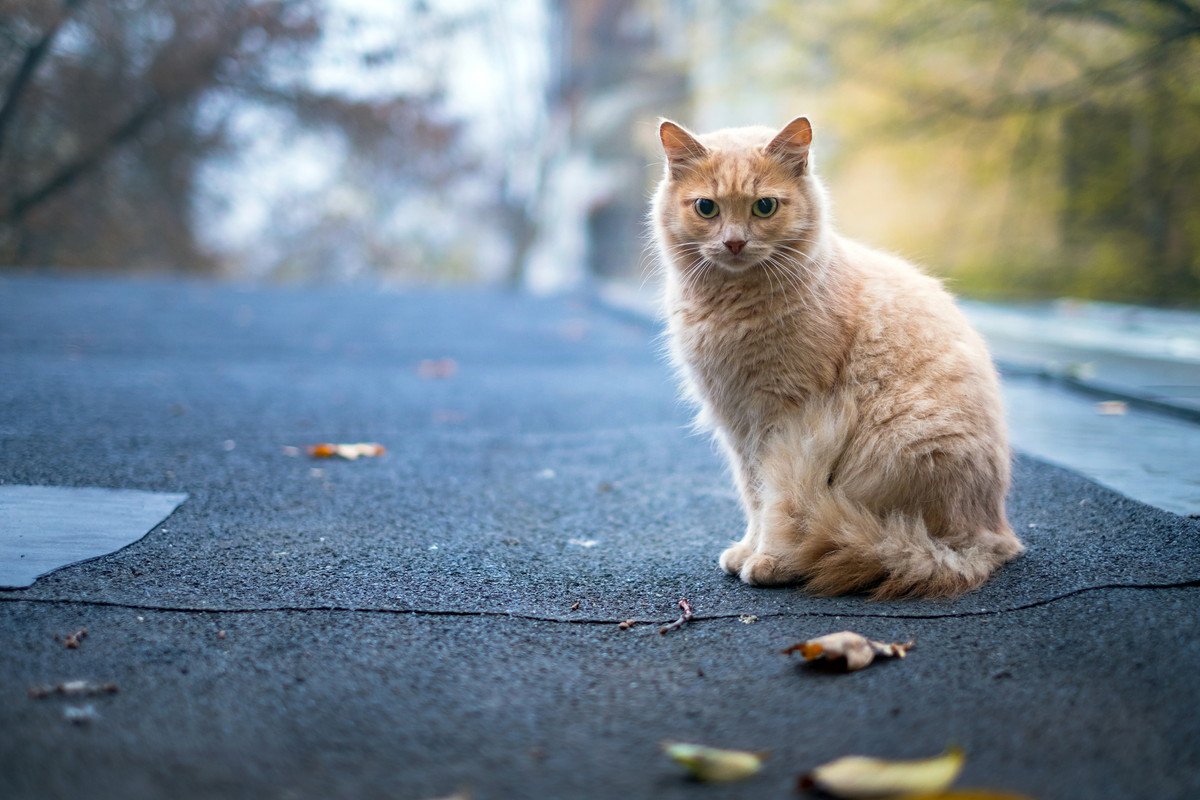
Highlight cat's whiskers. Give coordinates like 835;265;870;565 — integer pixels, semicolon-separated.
760;256;783;296
680;250;720;297
774;243;823;276
645;240;706;292
762;255;809;299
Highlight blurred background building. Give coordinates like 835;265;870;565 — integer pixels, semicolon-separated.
2;0;1198;305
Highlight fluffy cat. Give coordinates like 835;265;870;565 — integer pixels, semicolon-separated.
651;116;1023;599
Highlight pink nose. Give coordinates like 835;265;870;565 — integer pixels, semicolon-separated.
724;239;746;255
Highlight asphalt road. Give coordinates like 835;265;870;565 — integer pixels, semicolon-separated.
1;275;1198;800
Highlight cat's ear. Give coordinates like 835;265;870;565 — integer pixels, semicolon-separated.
766;116;813;175
659;119;708;174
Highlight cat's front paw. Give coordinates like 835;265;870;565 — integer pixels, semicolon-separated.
739;553;802;586
719;541;753;575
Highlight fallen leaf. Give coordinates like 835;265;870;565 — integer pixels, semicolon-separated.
664;742;766;782
899;792;1034;800
799;747;964;798
1095;400;1128;415
28;680;119;699
417;358;458;379
418;790;471;800
782;631;914;672
62;628;88;649
568;538;598;548
306;443;386;460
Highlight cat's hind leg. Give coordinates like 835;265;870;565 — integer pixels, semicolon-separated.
740;398;1024;598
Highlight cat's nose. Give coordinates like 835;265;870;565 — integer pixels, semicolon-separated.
724;239;746;255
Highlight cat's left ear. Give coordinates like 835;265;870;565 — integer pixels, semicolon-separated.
766;116;813;175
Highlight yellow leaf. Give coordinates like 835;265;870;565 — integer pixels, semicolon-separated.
901;791;1034;800
663;741;766;782
801;747;964;798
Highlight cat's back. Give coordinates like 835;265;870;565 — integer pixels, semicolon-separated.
836;235;989;359
834;235;1003;426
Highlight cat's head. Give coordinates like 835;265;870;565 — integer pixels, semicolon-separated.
653;117;825;276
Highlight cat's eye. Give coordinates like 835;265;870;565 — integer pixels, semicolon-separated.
753;197;778;218
694;198;719;219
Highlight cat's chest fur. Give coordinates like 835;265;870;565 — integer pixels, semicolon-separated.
667;279;846;436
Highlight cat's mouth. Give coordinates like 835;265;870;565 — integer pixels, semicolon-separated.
709;246;766;273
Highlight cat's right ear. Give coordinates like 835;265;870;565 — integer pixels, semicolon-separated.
659;119;708;176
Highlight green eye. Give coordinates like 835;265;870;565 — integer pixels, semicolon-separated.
694;198;719;218
753;197;778;218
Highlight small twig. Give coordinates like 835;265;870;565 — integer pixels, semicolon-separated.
659;598;694;635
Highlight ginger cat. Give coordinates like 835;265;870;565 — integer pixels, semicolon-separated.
651;116;1023;599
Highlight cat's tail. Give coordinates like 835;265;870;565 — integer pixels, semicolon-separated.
757;401;1023;600
790;488;1021;599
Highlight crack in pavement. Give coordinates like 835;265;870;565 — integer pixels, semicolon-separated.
3;578;1198;624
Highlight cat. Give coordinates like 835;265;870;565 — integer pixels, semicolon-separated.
651;116;1024;599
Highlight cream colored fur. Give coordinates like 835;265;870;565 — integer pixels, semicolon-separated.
651;117;1023;599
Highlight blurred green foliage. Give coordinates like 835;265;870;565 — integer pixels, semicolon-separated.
756;0;1200;306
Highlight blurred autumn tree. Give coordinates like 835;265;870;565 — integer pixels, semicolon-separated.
0;0;459;275
753;0;1200;305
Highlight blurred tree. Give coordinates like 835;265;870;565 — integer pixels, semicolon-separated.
0;0;459;275
760;0;1200;304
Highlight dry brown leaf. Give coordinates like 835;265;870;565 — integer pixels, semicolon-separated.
418;790;471;800
417;358;458;379
899;792;1034;799
663;742;767;782
799;747;964;798
306;443;386;460
782;631;914;671
28;680;119;699
62;628;88;649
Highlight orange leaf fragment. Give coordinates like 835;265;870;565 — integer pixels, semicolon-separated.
306;443;386;460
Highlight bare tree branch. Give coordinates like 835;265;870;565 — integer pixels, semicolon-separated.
899;21;1199;122
0;0;85;163
1;95;164;225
